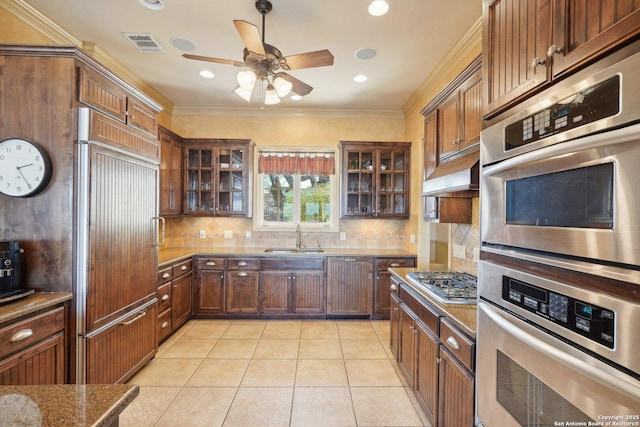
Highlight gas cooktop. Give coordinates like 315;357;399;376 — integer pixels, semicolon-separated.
405;271;477;304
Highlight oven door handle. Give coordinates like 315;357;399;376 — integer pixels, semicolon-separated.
479;302;640;399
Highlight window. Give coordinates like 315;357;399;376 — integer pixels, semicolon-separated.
255;150;338;231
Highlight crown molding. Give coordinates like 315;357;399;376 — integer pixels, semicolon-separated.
173;105;405;120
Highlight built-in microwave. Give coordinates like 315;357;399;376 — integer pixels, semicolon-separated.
480;50;640;271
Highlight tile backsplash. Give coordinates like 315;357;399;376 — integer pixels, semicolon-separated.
449;197;480;276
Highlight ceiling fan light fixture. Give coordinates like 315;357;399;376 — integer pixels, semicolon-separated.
368;0;389;16
139;0;164;11
237;70;257;90
273;75;293;97
234;85;253;102
264;84;281;104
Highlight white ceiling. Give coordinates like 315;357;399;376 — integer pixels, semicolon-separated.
23;0;481;113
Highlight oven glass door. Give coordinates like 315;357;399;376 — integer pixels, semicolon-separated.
476;301;640;427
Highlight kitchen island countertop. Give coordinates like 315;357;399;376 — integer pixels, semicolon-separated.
389;267;477;336
0;384;138;427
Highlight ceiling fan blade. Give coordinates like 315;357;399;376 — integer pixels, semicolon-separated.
279;73;313;96
233;20;266;56
282;49;334;70
182;53;244;67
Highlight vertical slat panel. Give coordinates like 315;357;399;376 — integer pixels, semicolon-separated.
600;0;616;31
0;334;65;385
616;0;635;19
327;258;372;315
294;271;324;313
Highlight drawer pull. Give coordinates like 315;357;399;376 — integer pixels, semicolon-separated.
206;261;216;266
161;321;170;329
445;336;460;350
344;258;357;262
237;272;248;277
162;272;171;279
10;329;33;342
390;263;400;267
120;311;147;326
238;261;248;266
181;265;188;271
390;284;397;291
161;294;170;301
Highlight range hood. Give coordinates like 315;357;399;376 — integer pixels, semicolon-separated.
422;145;479;197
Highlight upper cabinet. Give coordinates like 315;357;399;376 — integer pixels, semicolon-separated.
182;139;254;217
483;0;640;117
159;126;183;216
340;141;411;219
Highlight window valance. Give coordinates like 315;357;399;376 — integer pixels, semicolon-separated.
258;151;336;175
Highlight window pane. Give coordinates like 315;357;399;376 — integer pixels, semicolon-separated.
263;174;294;222
300;175;331;223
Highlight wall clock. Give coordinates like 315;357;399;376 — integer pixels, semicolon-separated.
0;138;53;197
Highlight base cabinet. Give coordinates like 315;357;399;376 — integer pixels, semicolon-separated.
374;257;416;318
438;346;475;427
194;257;226;314
157;259;192;343
327;257;373;316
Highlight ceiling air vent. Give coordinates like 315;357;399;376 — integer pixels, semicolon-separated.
122;33;165;53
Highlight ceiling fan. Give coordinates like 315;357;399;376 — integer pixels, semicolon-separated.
183;0;334;104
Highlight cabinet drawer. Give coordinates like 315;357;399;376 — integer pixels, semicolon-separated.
173;259;193;277
197;257;226;270
78;67;128;122
157;282;172;312
158;266;173;283
157;309;172;343
227;258;259;270
0;307;65;360
261;257;324;270
440;317;474;372
376;257;416;271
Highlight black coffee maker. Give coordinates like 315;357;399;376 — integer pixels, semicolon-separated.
0;241;31;303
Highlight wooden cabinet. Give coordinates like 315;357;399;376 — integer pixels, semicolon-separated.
438;347;474;426
183;140;254;217
340;141;411;219
159;126;183;215
226;258;259;314
171;259;192;331
373;256;416;319
78;66;158;136
483;0;640;117
0;304;67;385
194;257;226;315
259;257;326;316
157;266;173;342
421;57;481;224
326;257;373;316
389;291;401;359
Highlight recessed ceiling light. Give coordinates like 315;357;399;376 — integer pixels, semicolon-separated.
368;0;389;16
290;94;302;101
355;48;378;61
139;0;164;11
353;74;368;83
199;70;215;79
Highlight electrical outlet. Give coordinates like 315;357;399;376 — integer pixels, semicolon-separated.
245;230;252;240
199;230;206;239
339;232;346;241
223;230;233;239
453;244;466;259
473;247;480;262
409;234;416;244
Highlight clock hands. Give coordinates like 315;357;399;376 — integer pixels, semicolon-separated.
16;164;34;189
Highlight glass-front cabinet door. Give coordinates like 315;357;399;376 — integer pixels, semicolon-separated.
341;141;411;219
183;139;254;217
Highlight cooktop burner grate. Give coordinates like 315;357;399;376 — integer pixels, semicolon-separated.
406;271;477;303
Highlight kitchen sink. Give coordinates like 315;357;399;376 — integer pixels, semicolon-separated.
264;248;324;254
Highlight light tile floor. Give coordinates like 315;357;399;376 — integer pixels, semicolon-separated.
121;319;430;427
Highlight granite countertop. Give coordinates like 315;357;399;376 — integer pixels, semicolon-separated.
0;384;138;427
389;267;477;336
159;247;417;266
0;292;73;324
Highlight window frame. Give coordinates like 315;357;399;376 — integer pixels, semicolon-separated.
253;148;339;232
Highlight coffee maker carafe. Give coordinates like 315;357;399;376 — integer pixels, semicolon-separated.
0;241;31;302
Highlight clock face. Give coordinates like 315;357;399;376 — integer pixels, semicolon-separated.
0;138;53;197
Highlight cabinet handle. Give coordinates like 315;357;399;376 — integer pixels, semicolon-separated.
344;258;357;262
181;265;188;271
531;57;546;70
546;44;563;58
393;306;399;311
390;284;397;291
161;321;170;329
162;272;171;279
161;294;170;301
390;263;400;267
292;276;296;280
153;216;165;246
445;336;461;350
238;272;248;277
238;261;248;266
120;311;146;326
10;329;33;342
206;261;216;266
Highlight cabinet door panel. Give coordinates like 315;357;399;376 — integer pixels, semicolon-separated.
171;273;192;329
437;92;460;158
438;347;475;427
484;0;551;115
196;271;225;313
226;271;259;313
398;306;416;385
416;322;439;426
326;258;372;315
293;271;325;314
0;333;65;385
260;271;291;314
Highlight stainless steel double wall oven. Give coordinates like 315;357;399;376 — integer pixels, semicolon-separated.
477;47;640;427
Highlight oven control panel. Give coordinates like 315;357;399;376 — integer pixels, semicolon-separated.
502;276;615;348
